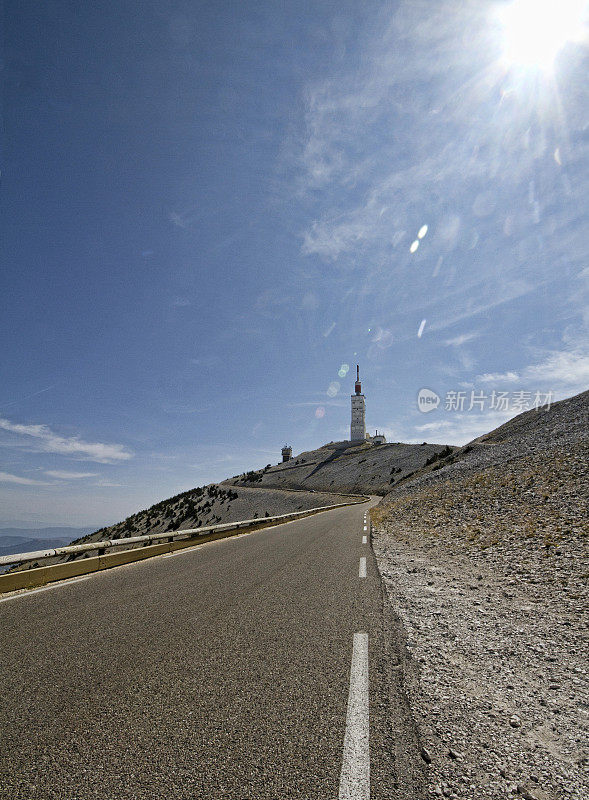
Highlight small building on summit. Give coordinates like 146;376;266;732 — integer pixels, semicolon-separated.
281;445;292;462
372;430;386;444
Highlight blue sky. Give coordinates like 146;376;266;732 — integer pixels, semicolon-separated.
1;0;587;527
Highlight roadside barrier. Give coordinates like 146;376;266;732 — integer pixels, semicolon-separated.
0;495;369;594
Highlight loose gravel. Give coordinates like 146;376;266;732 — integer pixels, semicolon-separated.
372;390;588;800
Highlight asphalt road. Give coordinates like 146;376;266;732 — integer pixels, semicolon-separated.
0;500;425;799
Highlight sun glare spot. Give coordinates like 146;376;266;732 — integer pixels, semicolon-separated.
418;224;428;239
497;0;587;71
315;406;325;419
417;319;427;338
410;240;419;253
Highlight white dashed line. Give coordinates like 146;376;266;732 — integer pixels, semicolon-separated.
363;526;367;531
362;535;367;545
0;576;91;604
339;632;370;800
359;557;366;578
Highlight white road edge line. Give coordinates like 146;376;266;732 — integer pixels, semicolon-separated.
0;575;91;603
362;535;367;545
359;557;366;578
339;632;370;800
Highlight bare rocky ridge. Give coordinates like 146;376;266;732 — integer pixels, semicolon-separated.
372;389;589;800
228;440;454;495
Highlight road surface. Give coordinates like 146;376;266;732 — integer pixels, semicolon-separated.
0;499;424;799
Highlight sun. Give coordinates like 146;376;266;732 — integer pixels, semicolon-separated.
496;0;587;70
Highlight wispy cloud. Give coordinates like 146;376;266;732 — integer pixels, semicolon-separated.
0;471;54;486
477;370;520;383
0;418;133;463
287;400;348;408
0;385;56;410
168;210;191;229
475;350;589;391
292;0;588;338
444;332;480;347
44;470;98;480
412;408;515;445
524;350;589;388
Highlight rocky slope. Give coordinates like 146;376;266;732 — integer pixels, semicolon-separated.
371;389;589;800
228;440;454;495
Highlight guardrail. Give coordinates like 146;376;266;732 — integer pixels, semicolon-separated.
0;495;369;593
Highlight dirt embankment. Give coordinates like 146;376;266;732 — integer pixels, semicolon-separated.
372;390;589;800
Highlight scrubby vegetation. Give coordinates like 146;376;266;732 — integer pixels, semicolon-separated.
72;484;240;544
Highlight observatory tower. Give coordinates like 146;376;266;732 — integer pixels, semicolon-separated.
350;365;366;442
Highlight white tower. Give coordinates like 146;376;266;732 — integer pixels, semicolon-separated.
350;365;366;442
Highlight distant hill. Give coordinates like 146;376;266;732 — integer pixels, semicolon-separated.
0;537;72;559
0;527;94;559
0;526;94;543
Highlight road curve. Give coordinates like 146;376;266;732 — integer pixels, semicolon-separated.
0;499;424;799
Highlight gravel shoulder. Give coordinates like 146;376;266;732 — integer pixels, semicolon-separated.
371;390;588;800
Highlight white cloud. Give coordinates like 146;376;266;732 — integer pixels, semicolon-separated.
523;350;589;387
474;350;589;392
0;471;53;486
0;418;133;463
44;470;98;480
412;409;516;445
477;370;520;383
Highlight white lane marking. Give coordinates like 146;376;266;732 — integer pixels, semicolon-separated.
339;632;370;800
362;535;367;545
0;576;91;604
363;526;367;531
359;557;366;578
